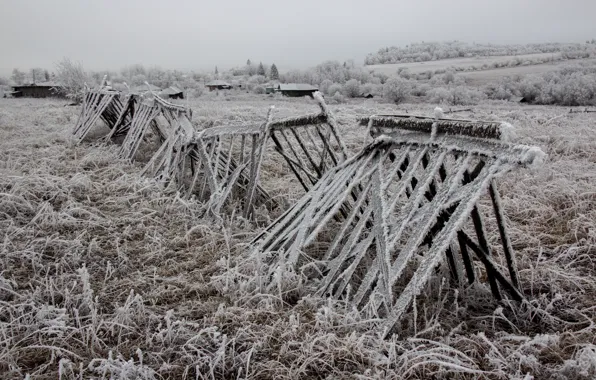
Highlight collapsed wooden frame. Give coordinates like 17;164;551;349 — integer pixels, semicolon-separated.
268;92;348;193
359;114;515;140
186;109;274;218
139;95;195;192
251;115;545;337
73;88;131;143
72;88;347;219
120;94;193;161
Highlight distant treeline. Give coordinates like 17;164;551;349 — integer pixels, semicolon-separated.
364;41;595;65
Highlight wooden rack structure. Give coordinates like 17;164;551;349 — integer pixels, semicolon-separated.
72;89;346;219
251;114;545;337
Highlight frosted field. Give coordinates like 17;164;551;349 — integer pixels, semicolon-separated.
365;53;561;74
460;58;596;85
1;96;595;379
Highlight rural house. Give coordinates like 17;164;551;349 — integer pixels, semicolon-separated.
205;80;232;91
10;82;65;98
511;96;528;103
160;86;184;99
278;83;318;97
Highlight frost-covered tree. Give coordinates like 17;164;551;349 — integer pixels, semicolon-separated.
55;58;90;103
31;68;45;83
11;69;25;85
319;79;333;95
44;70;50;81
257;62;266;76
327;83;343;98
364;41;590;65
270;63;279;80
343;79;361;98
443;70;455;84
121;64;146;79
245;61;257;76
428;86;485;105
397;68;411;79
248;75;267;85
332;91;344;104
383;77;410;103
214;66;218;75
131;74;147;86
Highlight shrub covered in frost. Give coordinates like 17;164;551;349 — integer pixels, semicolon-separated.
253;85;266;94
383;77;410;103
189;87;204;98
331;91;345;104
327;84;343;98
429;86;486;105
486;64;596;105
443;70;455;84
319;79;334;95
410;83;430;97
343;79;361;98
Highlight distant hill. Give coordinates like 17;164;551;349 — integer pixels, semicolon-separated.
364;41;593;65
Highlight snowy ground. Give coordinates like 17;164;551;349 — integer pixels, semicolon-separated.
1;96;595;379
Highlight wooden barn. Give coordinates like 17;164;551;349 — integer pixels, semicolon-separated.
160;86;184;99
278;83;318;97
11;82;65;98
511;96;528;103
205;80;232;91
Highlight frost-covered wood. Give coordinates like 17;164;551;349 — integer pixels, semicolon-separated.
104;94;138;140
187;108;274;218
269;91;348;193
72;90;347;221
118;94;193;163
118;100;163;161
360;114;515;141
73;88;123;143
250;119;545;338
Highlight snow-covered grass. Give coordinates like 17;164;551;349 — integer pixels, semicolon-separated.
1;97;595;379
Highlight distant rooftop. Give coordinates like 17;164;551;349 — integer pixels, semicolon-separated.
13;81;62;88
205;80;232;86
161;86;183;95
278;83;318;91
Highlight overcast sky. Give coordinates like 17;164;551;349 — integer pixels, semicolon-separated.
1;0;595;76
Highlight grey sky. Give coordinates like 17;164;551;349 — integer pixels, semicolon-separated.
1;0;595;76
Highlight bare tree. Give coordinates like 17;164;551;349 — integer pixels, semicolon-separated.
55;58;90;103
11;69;25;85
31;68;45;83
